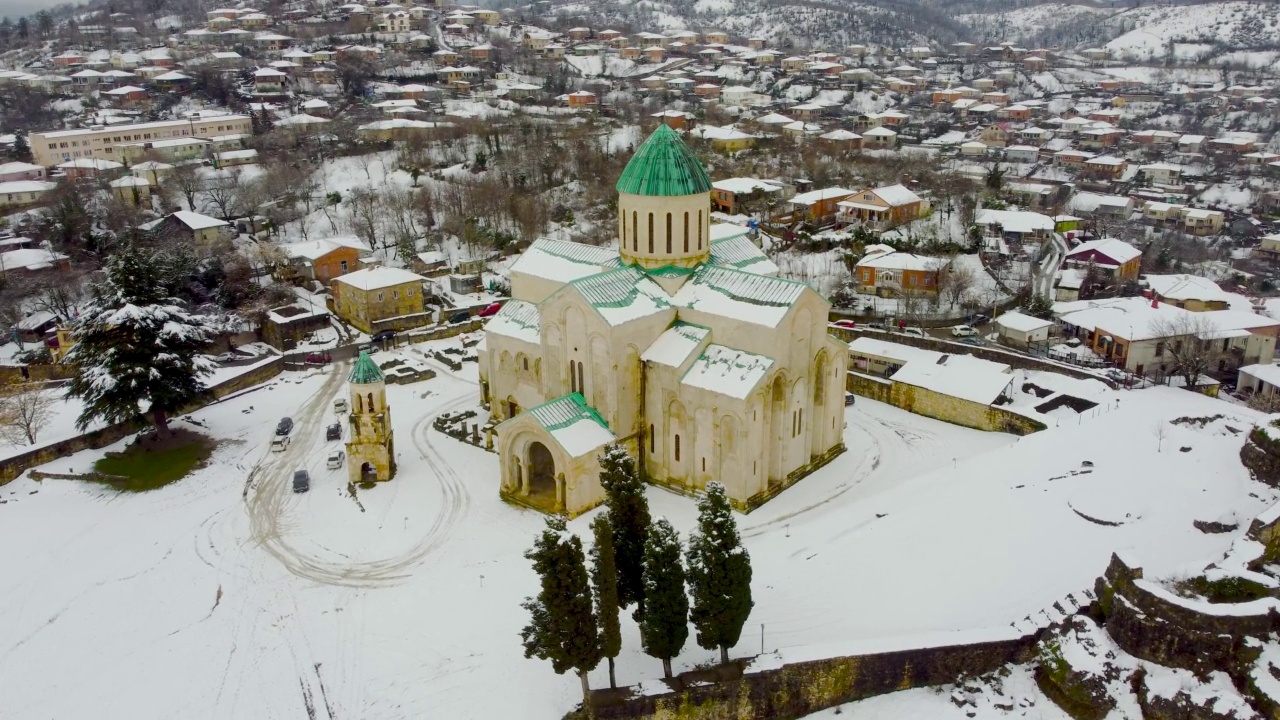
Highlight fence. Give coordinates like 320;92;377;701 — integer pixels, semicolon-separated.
0;356;284;486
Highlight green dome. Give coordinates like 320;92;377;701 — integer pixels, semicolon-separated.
615;124;712;197
349;351;384;384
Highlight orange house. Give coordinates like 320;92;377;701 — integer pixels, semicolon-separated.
932;88;963;105
854;247;943;297
566;90;597;107
786;187;855;222
280;237;370;285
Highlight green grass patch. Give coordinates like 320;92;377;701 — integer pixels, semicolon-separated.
1178;575;1272;604
92;429;215;492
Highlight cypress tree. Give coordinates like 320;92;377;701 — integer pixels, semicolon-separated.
598;444;651;618
590;512;622;689
66;244;220;437
640;517;688;679
520;516;602;703
686;482;754;664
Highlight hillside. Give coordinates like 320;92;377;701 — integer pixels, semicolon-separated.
553;0;967;50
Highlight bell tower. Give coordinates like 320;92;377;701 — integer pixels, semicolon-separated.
345;351;396;483
616;124;713;271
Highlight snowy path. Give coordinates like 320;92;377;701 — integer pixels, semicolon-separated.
1032;232;1068;302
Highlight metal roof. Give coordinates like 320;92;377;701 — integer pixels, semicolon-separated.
614;123;712;197
349;351;384;384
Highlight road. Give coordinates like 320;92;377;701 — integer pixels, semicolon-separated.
1032;232;1068;302
243;362;477;588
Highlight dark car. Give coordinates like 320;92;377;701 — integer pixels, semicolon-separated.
293;470;310;493
967;313;992;326
478;302;503;317
305;351;331;365
372;330;397;344
276;417;293;436
844;392;856;406
448;310;472;324
326;422;341;441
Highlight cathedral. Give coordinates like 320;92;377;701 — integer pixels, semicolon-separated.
478;125;847;516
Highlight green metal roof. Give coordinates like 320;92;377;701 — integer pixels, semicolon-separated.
349;351;384;384
528;392;611;433
615;124;713;197
644;264;696;278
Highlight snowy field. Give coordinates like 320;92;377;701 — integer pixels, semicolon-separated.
0;341;1273;717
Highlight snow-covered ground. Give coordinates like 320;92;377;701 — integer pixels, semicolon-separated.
0;338;1272;718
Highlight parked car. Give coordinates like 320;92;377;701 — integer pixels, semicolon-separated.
844;392;856;406
210;351;239;363
334;398;349;414
478;302;502;317
270;436;290;452
327;450;345;469
951;325;978;337
832;319;857;328
448;310;472;324
326;423;341;441
276;417;293;436
372;330;397;344
356;342;375;354
957;337;985;347
901;327;927;338
967;313;992;326
305;352;331;365
293;469;310;493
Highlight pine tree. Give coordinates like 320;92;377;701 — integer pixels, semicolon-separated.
686;482;754;664
520;516;602;703
12;134;31;163
590;512;622;689
640;517;688;679
598;444;651;618
66;245;220;437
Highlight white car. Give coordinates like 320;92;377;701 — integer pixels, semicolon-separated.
334;398;349;414
270;436;290;452
951;325;978;337
209;352;239;363
901;327;927;338
327;450;346;469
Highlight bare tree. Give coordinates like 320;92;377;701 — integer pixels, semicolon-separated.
202;169;243;220
347;185;383;251
1152;420;1168;452
164;162;203;211
937;257;978;309
0;380;58;446
29;274;86;320
1148;313;1218;389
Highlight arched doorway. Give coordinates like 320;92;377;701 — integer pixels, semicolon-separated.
360;461;376;482
527;442;556;501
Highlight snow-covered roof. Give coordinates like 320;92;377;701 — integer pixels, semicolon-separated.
334;266;425;291
791;187;853;206
855;251;942;272
1144;274;1230;304
711;177;784;195
1240;364;1280;388
1066;238;1141;265
281;236;370;260
525;393;616;458
510;238;617;286
850;337;1013;404
681;344;774;400
641;322;709;368
166;210;227;230
669;264;808;329
709;233;777;276
57;158;123;170
565;267;669;327
976;209;1055;234
868;183;922;207
483;299;540;345
0;248;67;271
0;180;56;194
994;311;1053;334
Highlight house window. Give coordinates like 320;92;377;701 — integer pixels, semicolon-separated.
674;434;680;462
407;288;413;298
377;292;384;301
1155;342;1164;356
522;358;528;371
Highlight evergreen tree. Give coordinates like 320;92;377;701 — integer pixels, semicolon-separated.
590;512;622;689
66;245;220;437
686;482;754;664
12;134;31;163
520;516;602;703
598;444;651;618
639;518;688;679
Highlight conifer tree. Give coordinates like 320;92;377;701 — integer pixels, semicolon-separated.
590;512;622;689
12;134;31;163
598;444;651;618
66;245;220;437
686;482;754;664
640;518;688;679
520;517;602;703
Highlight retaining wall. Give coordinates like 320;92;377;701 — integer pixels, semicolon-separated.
0;357;284;485
568;632;1039;720
846;371;1045;436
